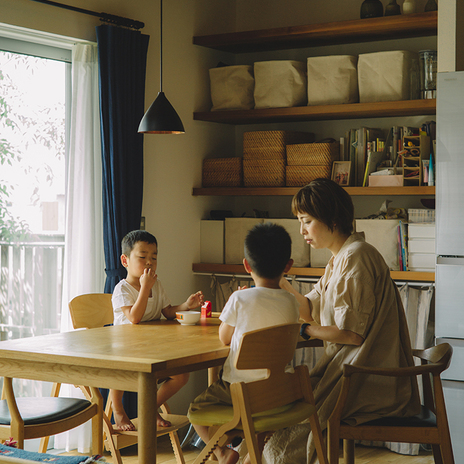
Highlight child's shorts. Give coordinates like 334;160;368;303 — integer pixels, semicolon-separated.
188;370;232;416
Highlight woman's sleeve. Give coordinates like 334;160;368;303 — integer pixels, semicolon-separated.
332;276;375;337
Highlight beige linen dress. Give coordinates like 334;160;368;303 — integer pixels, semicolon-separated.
262;233;420;464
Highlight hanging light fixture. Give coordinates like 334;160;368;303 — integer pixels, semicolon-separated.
138;0;184;134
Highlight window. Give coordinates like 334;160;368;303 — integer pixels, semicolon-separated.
0;31;71;342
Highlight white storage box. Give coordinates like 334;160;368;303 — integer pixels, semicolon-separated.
271;219;310;267
310;247;332;268
254;60;307;109
355;219;400;270
200;220;224;263
209;65;255;111
408;223;436;239
225;218;263;264
408;208;435;223
408;239;435;253
408;252;436;270
307;55;358;105
358;50;418;103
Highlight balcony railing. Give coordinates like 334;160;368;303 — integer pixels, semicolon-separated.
0;236;65;341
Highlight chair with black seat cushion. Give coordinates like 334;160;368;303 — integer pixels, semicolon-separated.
0;376;103;453
327;343;454;464
66;293;189;464
188;323;328;464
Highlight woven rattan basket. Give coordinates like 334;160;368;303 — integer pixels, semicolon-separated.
202;158;242;187
243;131;314;160
286;165;332;186
286;141;339;166
243;159;285;187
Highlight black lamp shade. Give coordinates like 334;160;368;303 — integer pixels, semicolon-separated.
138;91;185;134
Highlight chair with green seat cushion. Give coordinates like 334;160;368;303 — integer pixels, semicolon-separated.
188;323;328;464
0;377;103;453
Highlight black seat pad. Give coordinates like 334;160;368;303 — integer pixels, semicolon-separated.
0;397;91;425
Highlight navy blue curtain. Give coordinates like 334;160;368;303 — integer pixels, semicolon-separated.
96;25;149;294
96;24;149;419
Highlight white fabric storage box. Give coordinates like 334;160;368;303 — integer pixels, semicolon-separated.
408;223;436;239
358;50;418;103
225;218;263;264
355;219;400;270
200;220;224;263
271;219;310;267
254;60;307;109
209;65;255;111
307;55;358;105
310;247;332;268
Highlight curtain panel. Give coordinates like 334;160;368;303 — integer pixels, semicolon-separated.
96;25;149;294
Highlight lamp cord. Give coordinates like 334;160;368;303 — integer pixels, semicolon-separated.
160;0;163;92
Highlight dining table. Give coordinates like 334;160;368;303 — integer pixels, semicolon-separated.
0;316;322;464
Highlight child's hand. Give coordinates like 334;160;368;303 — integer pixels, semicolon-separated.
139;268;157;290
186;291;204;310
238;285;248;291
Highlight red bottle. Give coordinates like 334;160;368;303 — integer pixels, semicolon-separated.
201;300;212;318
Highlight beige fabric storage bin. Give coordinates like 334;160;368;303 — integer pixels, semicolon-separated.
225;218;263;264
243;130;315;160
209;65;254;111
307;55;359;105
358;50;418;103
271;219;310;267
200;220;224;263
355;219;400;270
254;60;307;109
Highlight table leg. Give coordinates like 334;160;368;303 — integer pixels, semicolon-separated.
139;372;158;464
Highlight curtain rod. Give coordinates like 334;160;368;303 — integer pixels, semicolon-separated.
29;0;145;30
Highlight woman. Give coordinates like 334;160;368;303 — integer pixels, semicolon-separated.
263;178;420;464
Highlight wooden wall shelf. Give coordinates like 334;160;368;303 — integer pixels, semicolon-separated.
192;186;435;196
192;263;435;282
193;12;437;53
194;99;436;125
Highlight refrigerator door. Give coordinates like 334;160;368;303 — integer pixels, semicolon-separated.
436;71;464;256
435;257;464;339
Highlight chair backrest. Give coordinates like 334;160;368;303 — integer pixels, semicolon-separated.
69;293;114;329
233;323;303;415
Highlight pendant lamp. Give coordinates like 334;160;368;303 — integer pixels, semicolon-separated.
138;0;184;134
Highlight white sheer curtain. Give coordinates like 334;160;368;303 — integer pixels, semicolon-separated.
54;42;105;454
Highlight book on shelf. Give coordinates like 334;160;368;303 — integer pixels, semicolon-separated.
355;127;384;186
397;221;408;271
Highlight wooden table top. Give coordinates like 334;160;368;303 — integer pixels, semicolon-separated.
0;318;229;376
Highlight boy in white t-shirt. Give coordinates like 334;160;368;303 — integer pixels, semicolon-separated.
111;230;204;431
188;222;299;464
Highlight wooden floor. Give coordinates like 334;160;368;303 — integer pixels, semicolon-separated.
62;435;435;464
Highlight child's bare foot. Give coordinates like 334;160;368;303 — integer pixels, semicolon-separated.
215;447;239;464
157;413;171;428
113;410;136;431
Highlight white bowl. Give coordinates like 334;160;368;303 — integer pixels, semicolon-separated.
176;311;201;326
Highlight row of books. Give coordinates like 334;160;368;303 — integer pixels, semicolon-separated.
339;122;436;187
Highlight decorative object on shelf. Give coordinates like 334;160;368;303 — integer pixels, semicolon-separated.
424;0;438;11
402;0;416;14
138;0;184;134
385;0;401;16
360;0;384;19
419;50;437;99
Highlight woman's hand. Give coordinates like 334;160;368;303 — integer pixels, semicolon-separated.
302;323;363;345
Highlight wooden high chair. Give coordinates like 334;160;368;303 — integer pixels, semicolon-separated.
188;323;328;464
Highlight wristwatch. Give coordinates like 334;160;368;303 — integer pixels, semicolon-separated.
300;323;311;340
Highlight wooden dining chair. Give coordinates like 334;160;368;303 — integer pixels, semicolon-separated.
188;323;328;464
0;376;103;454
63;292;189;464
327;343;454;464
